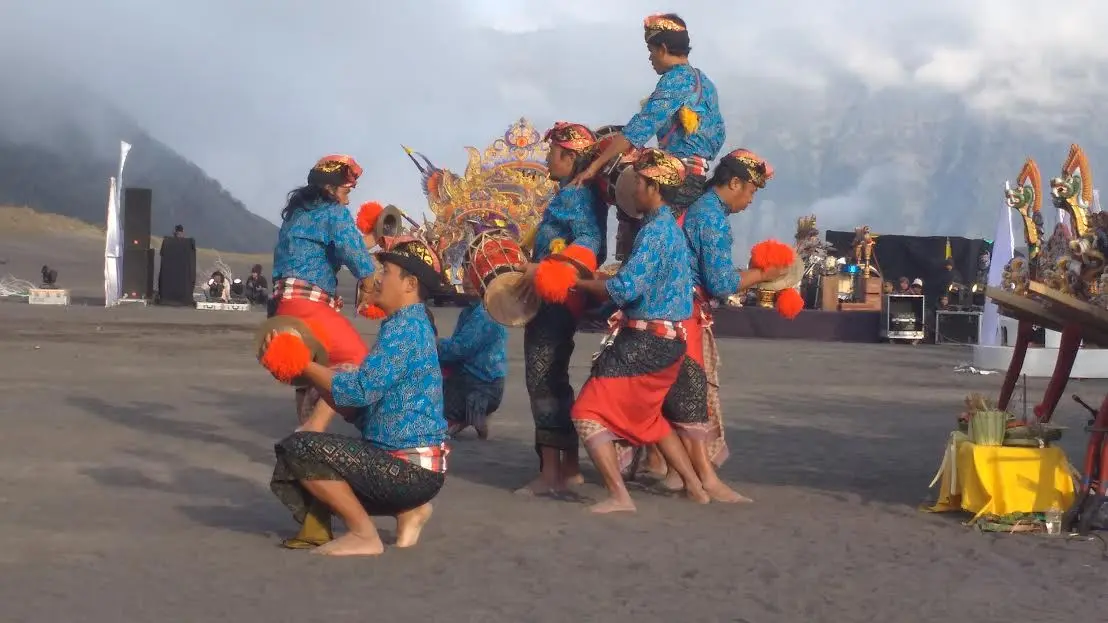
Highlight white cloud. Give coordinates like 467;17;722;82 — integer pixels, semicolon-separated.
1;0;1107;227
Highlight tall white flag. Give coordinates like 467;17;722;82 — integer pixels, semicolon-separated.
979;199;1015;346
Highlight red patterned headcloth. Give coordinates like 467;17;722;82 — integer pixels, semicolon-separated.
721;148;774;188
543;122;597;153
632;148;687;187
308;154;362;188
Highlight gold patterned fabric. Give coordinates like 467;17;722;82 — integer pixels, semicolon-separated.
722;148;773;188
308;154;362;188
543;122;596;153
644;13;686;41
633;148;687;187
376;236;448;293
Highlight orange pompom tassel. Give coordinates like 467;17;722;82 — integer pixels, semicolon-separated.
560;244;599;273
775;288;804;320
260;333;311;383
534;258;579;303
359;304;387;320
356;201;385;235
749;239;796;270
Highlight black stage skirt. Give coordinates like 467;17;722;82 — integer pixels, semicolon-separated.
271;431;444;520
523;303;579;452
444;372;505;430
662;356;711;438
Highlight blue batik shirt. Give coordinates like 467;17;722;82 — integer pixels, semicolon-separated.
438;301;508;383
331;303;446;450
606;207;693;321
622;64;725;161
683;189;741;298
532;183;606;264
272;201;376;297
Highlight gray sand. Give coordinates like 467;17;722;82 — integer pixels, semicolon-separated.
1;301;1106;623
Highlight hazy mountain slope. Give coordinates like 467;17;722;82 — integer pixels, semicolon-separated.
0;66;276;254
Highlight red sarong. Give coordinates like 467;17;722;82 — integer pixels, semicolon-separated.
276;298;367;366
572;360;680;446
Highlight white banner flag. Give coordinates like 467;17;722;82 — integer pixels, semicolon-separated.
979;200;1015;346
104;177;122;306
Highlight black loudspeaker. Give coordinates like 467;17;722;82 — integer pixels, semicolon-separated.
157;236;197;306
124;187;153;250
122;248;155;299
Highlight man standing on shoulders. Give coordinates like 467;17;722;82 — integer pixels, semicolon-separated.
574;13;725;250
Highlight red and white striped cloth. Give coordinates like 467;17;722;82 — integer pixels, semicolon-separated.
273;277;343;311
387;443;451;474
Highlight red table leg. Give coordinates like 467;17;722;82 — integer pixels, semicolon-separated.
1034;323;1082;424
997;321;1034;411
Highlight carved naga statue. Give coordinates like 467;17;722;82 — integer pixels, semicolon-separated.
1000;158;1043;293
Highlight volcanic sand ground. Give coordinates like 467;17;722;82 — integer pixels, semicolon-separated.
3;301;1108;623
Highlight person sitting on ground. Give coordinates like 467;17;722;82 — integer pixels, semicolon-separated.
438;296;508;440
207;271;229;301
244;264;269;305
264;237;450;556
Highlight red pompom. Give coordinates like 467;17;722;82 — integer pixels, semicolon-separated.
560;244;598;273
359;304;387;320
534;259;579;303
775;288;804;320
356;201;385;235
260;333;311;383
749;239;796;270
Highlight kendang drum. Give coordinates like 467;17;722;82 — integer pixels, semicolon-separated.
465;231;539;327
591;124;641;221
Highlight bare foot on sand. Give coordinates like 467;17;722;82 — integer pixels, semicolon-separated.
312;531;385;557
704;480;753;503
395;503;433;548
589;496;636;514
514;476;560;496
660;470;684;492
685;486;711;505
564;472;585;487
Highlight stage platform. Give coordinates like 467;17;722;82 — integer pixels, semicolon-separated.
580;307;881;343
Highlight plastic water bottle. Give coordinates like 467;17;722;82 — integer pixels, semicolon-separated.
1045;503;1062;535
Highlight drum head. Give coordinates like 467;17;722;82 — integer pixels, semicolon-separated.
761;257;806;292
484;272;540;327
614;167;641;220
254;315;330;387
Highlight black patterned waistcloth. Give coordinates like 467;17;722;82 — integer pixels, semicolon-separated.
271;431;445;520
444;373;505;431
523;303;579;453
662;355;710;437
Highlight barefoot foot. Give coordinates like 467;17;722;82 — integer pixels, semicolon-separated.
312;531;385;557
685;486;711;505
514;476;559;496
703;480;753;503
589;496;636;514
395;503;433;548
660;470;685;492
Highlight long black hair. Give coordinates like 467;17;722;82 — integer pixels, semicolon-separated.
280;185;334;222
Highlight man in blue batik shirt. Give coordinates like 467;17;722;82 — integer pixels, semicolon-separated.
575;12;725;257
438;298;508;440
264;237;450;557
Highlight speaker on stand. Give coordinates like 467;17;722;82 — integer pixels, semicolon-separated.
121;188;154;302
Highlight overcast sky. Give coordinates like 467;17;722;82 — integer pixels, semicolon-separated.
2;0;1105;228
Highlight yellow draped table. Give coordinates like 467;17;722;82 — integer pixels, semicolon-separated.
925;432;1077;521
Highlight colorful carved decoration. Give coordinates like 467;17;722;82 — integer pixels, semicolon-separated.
403;118;559;291
1004;158;1044;263
1050;144;1094;238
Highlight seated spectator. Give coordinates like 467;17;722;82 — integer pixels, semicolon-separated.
909;278;923;295
896;276;911;293
207;271;229;302
245;264;269;305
